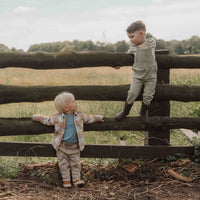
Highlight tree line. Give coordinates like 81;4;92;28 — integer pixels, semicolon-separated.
1;34;200;55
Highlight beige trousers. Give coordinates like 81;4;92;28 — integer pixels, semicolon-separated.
127;48;157;105
127;77;157;105
57;142;81;182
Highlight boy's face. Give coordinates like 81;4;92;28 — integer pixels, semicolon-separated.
63;96;77;114
127;30;145;46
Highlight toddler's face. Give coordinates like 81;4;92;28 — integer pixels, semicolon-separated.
64;96;77;114
127;31;145;46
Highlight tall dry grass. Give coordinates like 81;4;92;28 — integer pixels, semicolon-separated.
0;67;132;86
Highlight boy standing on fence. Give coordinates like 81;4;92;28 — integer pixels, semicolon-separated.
32;92;103;188
115;20;157;123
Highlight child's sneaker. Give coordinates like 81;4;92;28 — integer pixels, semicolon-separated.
73;179;85;187
63;181;72;188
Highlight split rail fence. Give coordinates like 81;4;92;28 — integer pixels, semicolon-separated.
0;50;200;159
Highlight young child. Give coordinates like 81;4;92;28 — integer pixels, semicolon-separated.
32;92;103;188
115;20;157;123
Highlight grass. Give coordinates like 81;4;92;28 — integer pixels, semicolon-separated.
0;66;132;86
0;66;200;177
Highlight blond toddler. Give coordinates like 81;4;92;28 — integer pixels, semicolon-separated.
32;92;103;188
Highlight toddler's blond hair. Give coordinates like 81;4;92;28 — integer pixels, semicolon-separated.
54;92;74;113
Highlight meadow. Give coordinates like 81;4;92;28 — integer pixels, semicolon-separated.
0;65;200;177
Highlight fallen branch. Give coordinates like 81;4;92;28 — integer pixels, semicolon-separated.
167;168;192;182
134;187;150;199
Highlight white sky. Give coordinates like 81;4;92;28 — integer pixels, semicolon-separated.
0;0;199;51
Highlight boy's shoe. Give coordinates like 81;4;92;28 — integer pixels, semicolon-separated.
140;102;150;124
73;179;85;187
63;181;72;188
115;101;133;121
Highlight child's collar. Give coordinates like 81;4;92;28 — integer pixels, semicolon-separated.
61;111;78;117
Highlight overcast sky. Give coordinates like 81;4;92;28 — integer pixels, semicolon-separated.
0;0;199;51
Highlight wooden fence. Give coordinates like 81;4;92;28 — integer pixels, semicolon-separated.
0;50;200;159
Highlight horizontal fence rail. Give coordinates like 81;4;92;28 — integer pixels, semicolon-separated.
0;51;200;69
0;142;194;159
1;84;200;104
1;117;200;136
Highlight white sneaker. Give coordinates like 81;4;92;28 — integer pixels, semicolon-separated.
63;181;72;188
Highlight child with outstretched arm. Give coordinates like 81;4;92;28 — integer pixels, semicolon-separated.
115;20;157;123
32;92;103;188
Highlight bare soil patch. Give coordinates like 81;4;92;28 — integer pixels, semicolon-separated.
0;159;200;200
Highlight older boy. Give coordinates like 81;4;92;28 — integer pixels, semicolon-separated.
32;92;103;188
115;20;157;123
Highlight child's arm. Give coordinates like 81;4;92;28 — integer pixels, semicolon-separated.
112;48;132;70
31;114;55;126
82;113;104;124
112;45;134;70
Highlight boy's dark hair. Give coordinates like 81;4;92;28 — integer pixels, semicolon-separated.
126;21;146;33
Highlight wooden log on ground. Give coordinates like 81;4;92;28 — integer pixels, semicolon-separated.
1;117;200;136
0;51;199;69
167;168;192;182
0;142;194;159
1;84;200;104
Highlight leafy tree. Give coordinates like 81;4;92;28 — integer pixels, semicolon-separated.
0;44;10;52
156;39;167;50
146;32;154;39
187;36;200;54
115;41;129;52
26;35;200;55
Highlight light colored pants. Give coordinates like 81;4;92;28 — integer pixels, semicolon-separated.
57;142;81;182
127;77;157;105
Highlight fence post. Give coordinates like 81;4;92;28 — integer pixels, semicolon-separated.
145;54;170;145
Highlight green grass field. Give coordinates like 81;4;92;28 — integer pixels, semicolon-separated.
0;66;200;177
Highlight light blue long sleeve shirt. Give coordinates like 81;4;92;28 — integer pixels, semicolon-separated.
62;114;78;143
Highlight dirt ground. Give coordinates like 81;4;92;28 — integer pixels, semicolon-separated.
0;159;200;200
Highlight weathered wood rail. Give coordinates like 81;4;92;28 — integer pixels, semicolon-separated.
0;50;200;159
0;142;194;159
0;84;200;103
0;51;200;69
1;117;200;136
